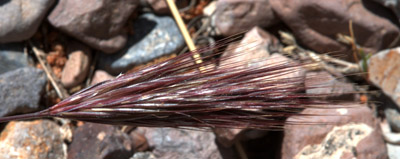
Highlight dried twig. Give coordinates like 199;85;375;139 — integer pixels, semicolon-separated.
29;42;69;99
279;31;361;75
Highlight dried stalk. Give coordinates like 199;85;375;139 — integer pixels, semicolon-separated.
30;42;69;99
279;31;361;75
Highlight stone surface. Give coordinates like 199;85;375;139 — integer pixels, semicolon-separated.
98;13;185;75
0;120;68;159
135;127;222;159
387;144;400;159
305;71;356;100
129;130;149;152
61;41;91;88
0;67;46;117
48;0;139;53
68;123;134;159
369;47;400;108
0;0;55;43
270;0;400;60
220;27;281;69
145;0;173;14
282;105;387;159
385;108;400;132
90;70;115;85
130;152;157;159
215;0;279;36
0;42;31;74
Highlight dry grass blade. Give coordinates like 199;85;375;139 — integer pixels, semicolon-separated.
0;35;363;130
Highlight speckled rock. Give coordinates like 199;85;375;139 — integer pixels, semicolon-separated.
215;0;279;36
0;42;31;74
369;47;400;108
61;41;91;88
48;0;139;53
270;0;400;61
135;127;222;159
68;123;134;159
0;120;68;159
98;13;184;75
0;67;46;117
0;0;55;43
282;105;387;159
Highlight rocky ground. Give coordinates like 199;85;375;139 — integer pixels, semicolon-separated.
0;0;400;159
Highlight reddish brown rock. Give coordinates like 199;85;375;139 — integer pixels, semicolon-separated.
282;105;387;159
61;41;91;88
68;123;134;159
220;27;281;69
90;70;115;85
0;120;68;159
215;0;279;36
48;0;139;53
270;0;400;61
145;0;174;14
369;47;400;108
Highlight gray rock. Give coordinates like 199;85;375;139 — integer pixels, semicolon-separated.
98;13;184;75
130;152;156;159
68;123;134;159
0;42;31;74
0;120;68;159
0;67;47;117
135;127;222;159
48;0;139;53
0;0;55;43
385;108;400;132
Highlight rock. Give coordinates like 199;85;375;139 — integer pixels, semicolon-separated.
387;144;400;159
385;108;400;132
270;0;400;61
0;67;46;117
371;0;400;21
0;42;31;74
369;47;400;108
220;27;281;69
214;128;268;148
305;71;356;100
145;0;172;14
282;105;387;159
48;0;139;53
130;152;157;159
0;120;68;159
213;128;243;147
0;0;55;43
90;70;115;85
98;13;185;75
61;41;91;88
215;0;279;36
68;123;134;159
129;130;149;152
135;127;222;159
